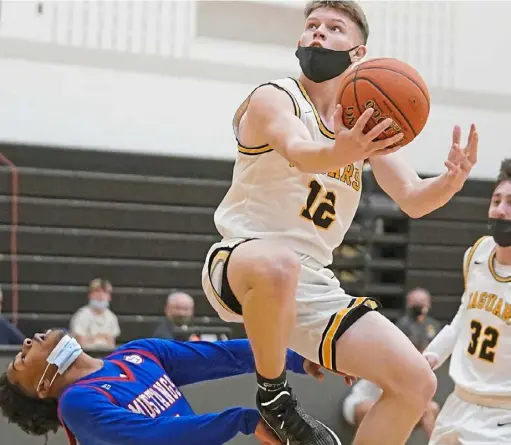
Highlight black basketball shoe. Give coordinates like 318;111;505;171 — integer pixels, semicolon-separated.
257;386;342;445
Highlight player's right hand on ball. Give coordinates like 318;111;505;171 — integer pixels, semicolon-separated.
332;105;404;163
254;420;281;445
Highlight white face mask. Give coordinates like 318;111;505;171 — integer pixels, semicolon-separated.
36;335;82;392
90;300;109;310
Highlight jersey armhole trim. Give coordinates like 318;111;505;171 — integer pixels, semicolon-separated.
289;77;335;140
463;235;489;287
234;82;301;156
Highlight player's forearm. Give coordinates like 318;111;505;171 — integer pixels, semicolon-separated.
423;324;458;370
153;339;305;386
397;174;458;218
284;139;340;173
68;407;260;445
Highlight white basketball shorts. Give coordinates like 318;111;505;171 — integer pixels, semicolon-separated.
429;392;511;445
201;238;380;371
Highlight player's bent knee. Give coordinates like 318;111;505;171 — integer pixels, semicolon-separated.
251;249;301;294
229;242;300;300
382;353;436;409
398;360;437;408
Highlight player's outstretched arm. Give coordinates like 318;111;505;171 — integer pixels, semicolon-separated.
423;248;471;370
369;124;478;218
60;386;263;445
143;338;306;386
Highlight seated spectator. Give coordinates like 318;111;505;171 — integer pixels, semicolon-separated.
70;279;120;350
342;288;441;439
0;288;25;345
153;292;195;340
395;287;441;352
153;292;228;342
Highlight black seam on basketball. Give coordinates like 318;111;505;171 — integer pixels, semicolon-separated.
356;66;430;111
353;64;363;117
355;77;417;137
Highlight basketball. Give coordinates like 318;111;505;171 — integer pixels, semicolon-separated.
337;58;430;147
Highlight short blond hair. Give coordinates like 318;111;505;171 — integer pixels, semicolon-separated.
304;1;369;44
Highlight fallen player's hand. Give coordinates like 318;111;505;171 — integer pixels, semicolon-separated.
254;419;281;445
303;359;357;386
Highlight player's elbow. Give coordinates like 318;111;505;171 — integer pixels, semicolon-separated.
401;205;427;219
395;196;428;219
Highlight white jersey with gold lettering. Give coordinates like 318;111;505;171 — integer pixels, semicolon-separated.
214;77;363;267
429;237;511;445
202;78;379;370
449;236;511;396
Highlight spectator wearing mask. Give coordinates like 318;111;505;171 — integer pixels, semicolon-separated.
0;288;25;345
342;288;441;439
153;292;195;341
395;287;442;352
70;279;120;350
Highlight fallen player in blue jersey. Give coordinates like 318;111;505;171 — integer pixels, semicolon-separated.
0;329;341;445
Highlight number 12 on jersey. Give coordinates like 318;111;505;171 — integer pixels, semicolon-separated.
301;180;336;229
467;319;500;363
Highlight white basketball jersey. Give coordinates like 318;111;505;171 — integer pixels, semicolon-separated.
450;236;511;396
214;77;364;266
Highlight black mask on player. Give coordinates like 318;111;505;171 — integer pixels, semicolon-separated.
489;218;511;247
295;46;358;83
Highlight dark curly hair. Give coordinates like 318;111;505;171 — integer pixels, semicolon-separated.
0;373;60;437
496;158;511;189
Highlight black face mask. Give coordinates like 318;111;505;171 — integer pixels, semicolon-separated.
172;315;192;326
295;46;358;83
489;218;511;247
408;304;425;321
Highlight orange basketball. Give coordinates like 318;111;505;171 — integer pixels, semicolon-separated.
337;58;430;147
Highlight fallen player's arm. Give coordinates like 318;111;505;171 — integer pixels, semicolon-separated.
369;152;459;218
243;85;337;173
60;386;261;445
143;338;306;386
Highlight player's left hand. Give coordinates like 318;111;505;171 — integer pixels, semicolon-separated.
443;123;478;191
303;359;357;386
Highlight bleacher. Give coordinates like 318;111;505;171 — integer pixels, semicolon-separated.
0;142;493;342
407;179;492;320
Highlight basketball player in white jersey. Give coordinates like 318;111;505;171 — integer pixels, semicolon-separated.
424;159;511;445
202;2;479;444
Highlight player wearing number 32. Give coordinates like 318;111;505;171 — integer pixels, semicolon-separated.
202;2;478;445
424;159;511;445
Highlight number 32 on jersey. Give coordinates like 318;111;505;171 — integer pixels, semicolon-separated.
467;319;500;363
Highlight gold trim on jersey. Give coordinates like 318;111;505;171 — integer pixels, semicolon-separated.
290;77;335;140
208;250;240;315
463;236;489;288
488;248;511;283
234;82;301;156
237;144;274;156
319;297;379;371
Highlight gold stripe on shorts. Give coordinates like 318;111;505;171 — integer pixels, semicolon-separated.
208;249;239;315
319;297;379;371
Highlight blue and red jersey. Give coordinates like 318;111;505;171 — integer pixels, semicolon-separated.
58;339;306;445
